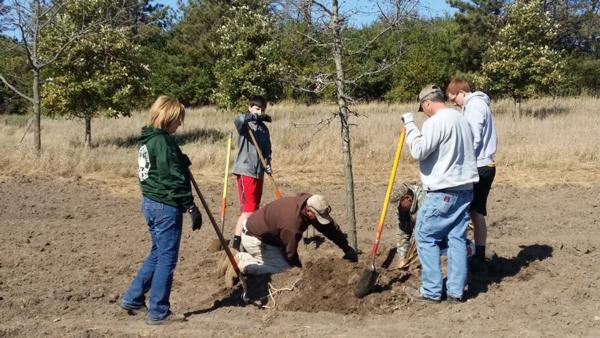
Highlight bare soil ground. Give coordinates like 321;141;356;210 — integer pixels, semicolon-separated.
1;174;599;337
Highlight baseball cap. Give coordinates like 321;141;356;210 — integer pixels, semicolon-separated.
389;183;410;203
306;194;333;224
418;84;443;112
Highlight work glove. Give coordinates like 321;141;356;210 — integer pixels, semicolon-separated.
287;255;302;268
401;112;415;125
188;204;202;231
342;247;358;263
264;164;273;175
182;154;192;167
257;114;272;123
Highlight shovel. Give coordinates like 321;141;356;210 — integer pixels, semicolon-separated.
188;169;249;302
354;127;406;298
247;128;282;199
218;132;233;250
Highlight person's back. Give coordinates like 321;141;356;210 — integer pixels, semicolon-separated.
245;194;309;249
407;107;478;191
463;91;497;167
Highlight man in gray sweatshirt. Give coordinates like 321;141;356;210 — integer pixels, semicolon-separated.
447;79;498;273
401;84;479;303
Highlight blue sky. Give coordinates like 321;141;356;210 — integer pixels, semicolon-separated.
156;0;457;25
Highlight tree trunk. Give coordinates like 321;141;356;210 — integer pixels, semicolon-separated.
33;68;41;154
331;0;357;251
84;115;92;148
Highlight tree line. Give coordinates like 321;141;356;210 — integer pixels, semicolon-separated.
1;0;599;119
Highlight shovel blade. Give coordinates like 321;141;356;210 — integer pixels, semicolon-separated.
354;265;378;298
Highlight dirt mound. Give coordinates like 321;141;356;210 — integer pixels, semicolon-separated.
263;257;414;315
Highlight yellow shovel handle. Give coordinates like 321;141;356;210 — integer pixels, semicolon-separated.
371;127;406;255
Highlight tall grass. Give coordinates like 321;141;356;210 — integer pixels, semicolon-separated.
1;96;599;187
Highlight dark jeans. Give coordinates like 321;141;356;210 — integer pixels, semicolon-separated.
121;197;183;320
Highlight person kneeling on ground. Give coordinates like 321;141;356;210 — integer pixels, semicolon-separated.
391;182;426;269
218;193;358;286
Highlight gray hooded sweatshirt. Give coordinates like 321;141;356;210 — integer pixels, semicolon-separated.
232;113;271;179
462;91;498;167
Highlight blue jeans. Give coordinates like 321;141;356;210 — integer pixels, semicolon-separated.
121;197;183;320
415;189;473;300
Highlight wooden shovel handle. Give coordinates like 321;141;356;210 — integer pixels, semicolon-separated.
247;127;282;199
188;169;248;295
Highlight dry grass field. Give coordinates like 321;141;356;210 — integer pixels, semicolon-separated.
1;96;599;188
1;97;600;337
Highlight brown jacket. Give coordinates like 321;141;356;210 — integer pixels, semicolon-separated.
245;193;350;266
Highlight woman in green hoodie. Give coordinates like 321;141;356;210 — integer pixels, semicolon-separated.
120;96;202;325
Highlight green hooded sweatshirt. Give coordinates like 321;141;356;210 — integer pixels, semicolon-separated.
137;126;193;210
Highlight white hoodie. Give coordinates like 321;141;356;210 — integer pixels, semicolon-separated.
404;108;479;191
463;92;497;167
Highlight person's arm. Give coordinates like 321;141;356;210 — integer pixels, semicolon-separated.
153;137;193;209
396;212;412;260
152;136;171;183
234;113;257;134
280;229;302;267
312;221;357;261
404;118;443;161
464;101;485;154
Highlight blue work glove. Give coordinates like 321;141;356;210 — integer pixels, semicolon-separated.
287;255;302;268
188;204;202;231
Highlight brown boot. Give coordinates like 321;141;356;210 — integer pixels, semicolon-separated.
224;264;240;288
224;251;241;288
217;248;238;277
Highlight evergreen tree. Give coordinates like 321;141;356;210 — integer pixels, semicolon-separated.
212;0;283;109
482;0;564;116
448;0;506;72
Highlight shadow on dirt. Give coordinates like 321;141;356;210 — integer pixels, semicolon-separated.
467;243;553;299
185;275;272;317
184;287;249;317
99;128;226;148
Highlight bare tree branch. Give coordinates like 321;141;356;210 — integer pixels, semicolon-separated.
346;59;398;84
347;25;393;56
0;73;33;102
290;112;338;150
311;0;333;17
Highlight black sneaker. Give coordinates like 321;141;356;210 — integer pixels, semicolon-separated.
145;311;187;325
403;287;441;304
118;302;147;315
